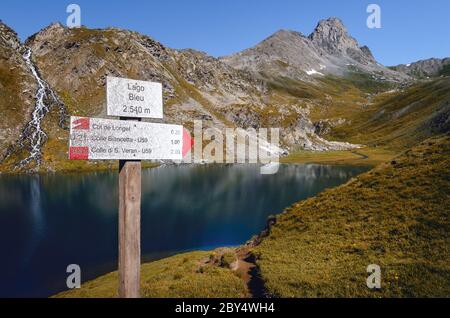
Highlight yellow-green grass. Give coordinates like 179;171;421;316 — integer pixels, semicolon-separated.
328;78;450;151
269;76;450;154
55;251;248;298
254;134;450;297
281;147;396;166
0;65;28;130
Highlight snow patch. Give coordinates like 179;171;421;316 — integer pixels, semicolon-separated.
306;69;324;76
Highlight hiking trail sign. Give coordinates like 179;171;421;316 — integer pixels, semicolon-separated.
69;117;184;160
68;76;192;298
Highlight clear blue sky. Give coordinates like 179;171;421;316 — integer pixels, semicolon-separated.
1;0;449;65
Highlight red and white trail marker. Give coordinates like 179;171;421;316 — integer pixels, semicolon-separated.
69;116;192;161
182;128;194;157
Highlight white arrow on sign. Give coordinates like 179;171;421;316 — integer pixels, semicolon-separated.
68;116;190;160
107;76;163;119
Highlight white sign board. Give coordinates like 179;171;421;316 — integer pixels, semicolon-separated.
69;116;183;160
107;76;163;119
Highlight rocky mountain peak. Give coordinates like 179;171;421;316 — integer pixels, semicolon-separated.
32;22;66;38
311;17;347;34
268;29;303;40
26;22;67;46
257;29;307;50
308;17;359;55
44;22;65;32
221;17;406;81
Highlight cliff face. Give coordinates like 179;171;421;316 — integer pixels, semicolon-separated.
0;21;36;160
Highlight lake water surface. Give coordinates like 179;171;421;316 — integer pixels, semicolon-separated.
0;164;369;297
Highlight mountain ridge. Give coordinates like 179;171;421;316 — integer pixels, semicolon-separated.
220;17;409;82
0;18;449;172
391;57;450;78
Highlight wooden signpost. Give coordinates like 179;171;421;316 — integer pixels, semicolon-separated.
69;76;191;298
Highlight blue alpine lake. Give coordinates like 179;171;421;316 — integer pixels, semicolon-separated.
0;164;370;297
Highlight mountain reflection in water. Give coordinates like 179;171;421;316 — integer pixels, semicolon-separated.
0;164;369;297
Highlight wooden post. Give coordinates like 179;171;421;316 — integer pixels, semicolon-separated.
118;118;141;298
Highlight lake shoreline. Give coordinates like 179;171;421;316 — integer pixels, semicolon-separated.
0;163;369;297
0;145;394;175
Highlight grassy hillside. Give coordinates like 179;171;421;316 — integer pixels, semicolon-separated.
55;134;449;298
440;64;450;77
255;134;450;297
281;147;396;166
56;251;248;298
327;78;450;150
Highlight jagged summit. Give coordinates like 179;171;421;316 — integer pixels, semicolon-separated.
221;17;404;81
309;17;346;33
308;17;376;65
25;22;67;45
308;17;358;55
309;18;351;41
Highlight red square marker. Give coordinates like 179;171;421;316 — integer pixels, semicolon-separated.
72;117;90;130
69;147;89;160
